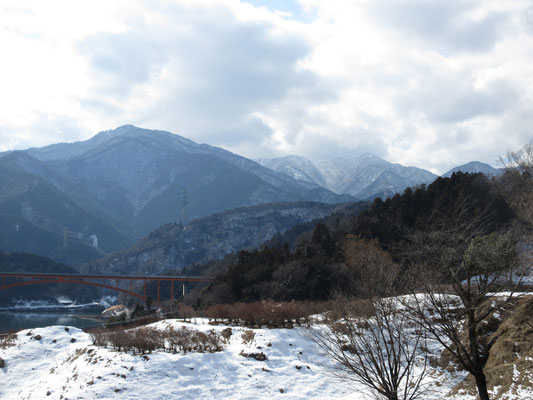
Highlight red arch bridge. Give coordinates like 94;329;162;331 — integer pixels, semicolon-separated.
0;272;208;306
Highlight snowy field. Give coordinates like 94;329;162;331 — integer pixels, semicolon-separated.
0;318;530;400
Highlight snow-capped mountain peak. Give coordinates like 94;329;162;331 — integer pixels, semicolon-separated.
258;154;437;200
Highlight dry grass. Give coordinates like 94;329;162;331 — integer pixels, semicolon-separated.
484;296;533;399
0;333;17;349
441;295;533;399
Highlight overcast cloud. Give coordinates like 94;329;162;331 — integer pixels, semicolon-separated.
0;0;532;173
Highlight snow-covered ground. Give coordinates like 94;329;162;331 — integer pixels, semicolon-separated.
0;318;529;400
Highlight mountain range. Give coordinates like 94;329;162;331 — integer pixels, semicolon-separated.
0;125;501;268
257;154;438;198
257;155;501;199
0;126;351;265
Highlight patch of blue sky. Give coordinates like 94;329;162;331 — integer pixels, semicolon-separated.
244;0;315;23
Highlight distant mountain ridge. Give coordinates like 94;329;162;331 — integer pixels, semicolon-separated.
257;154;438;199
442;161;502;178
0;126;352;266
0;124;503;268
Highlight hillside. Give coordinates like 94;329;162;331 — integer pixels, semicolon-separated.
0;126;352;265
197;172;515;305
1;310;532;400
0;157;131;265
81;202;351;276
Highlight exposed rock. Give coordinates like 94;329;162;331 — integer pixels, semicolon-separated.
240;351;267;361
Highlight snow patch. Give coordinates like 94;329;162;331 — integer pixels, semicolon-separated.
90;234;98;248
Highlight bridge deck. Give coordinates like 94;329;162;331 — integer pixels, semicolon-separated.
0;272;207;281
0;272;209;306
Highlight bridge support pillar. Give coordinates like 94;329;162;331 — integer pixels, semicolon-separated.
182;282;187;297
170;280;174;302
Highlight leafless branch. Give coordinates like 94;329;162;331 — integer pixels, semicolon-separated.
310;298;429;400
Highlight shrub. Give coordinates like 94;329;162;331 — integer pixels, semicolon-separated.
177;304;195;322
191;331;208;351
91;324;226;355
202;330;224;352
221;327;232;341
206;304;229;323
241;330;255;344
204;300;329;328
166;326;194;353
130;327;164;354
0;333;17;349
91;332;108;347
108;330;131;352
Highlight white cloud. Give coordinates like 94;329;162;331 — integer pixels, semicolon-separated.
0;0;532;174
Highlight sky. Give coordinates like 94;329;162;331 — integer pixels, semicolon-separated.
1;0;532;174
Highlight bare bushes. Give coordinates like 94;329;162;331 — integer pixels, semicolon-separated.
0;333;17;349
91;331;109;347
90;325;224;355
176;304;195;322
205;300;327;328
241;330;255;344
166;326;224;354
311;297;429;400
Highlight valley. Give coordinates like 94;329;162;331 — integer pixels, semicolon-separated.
0;127;529;400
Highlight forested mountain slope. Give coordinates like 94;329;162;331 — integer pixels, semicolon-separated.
0;126;352;266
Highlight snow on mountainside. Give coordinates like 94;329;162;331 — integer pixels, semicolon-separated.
257;156;328;188
20;126;202;161
13;126;352;227
258;154;437;200
0;126;354;265
442;161;502;178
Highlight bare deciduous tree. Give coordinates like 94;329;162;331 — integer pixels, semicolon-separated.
499;142;533;225
343;235;399;298
404;214;523;400
311;298;428;400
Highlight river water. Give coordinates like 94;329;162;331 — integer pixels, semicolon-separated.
0;311;105;333
0;297;115;333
